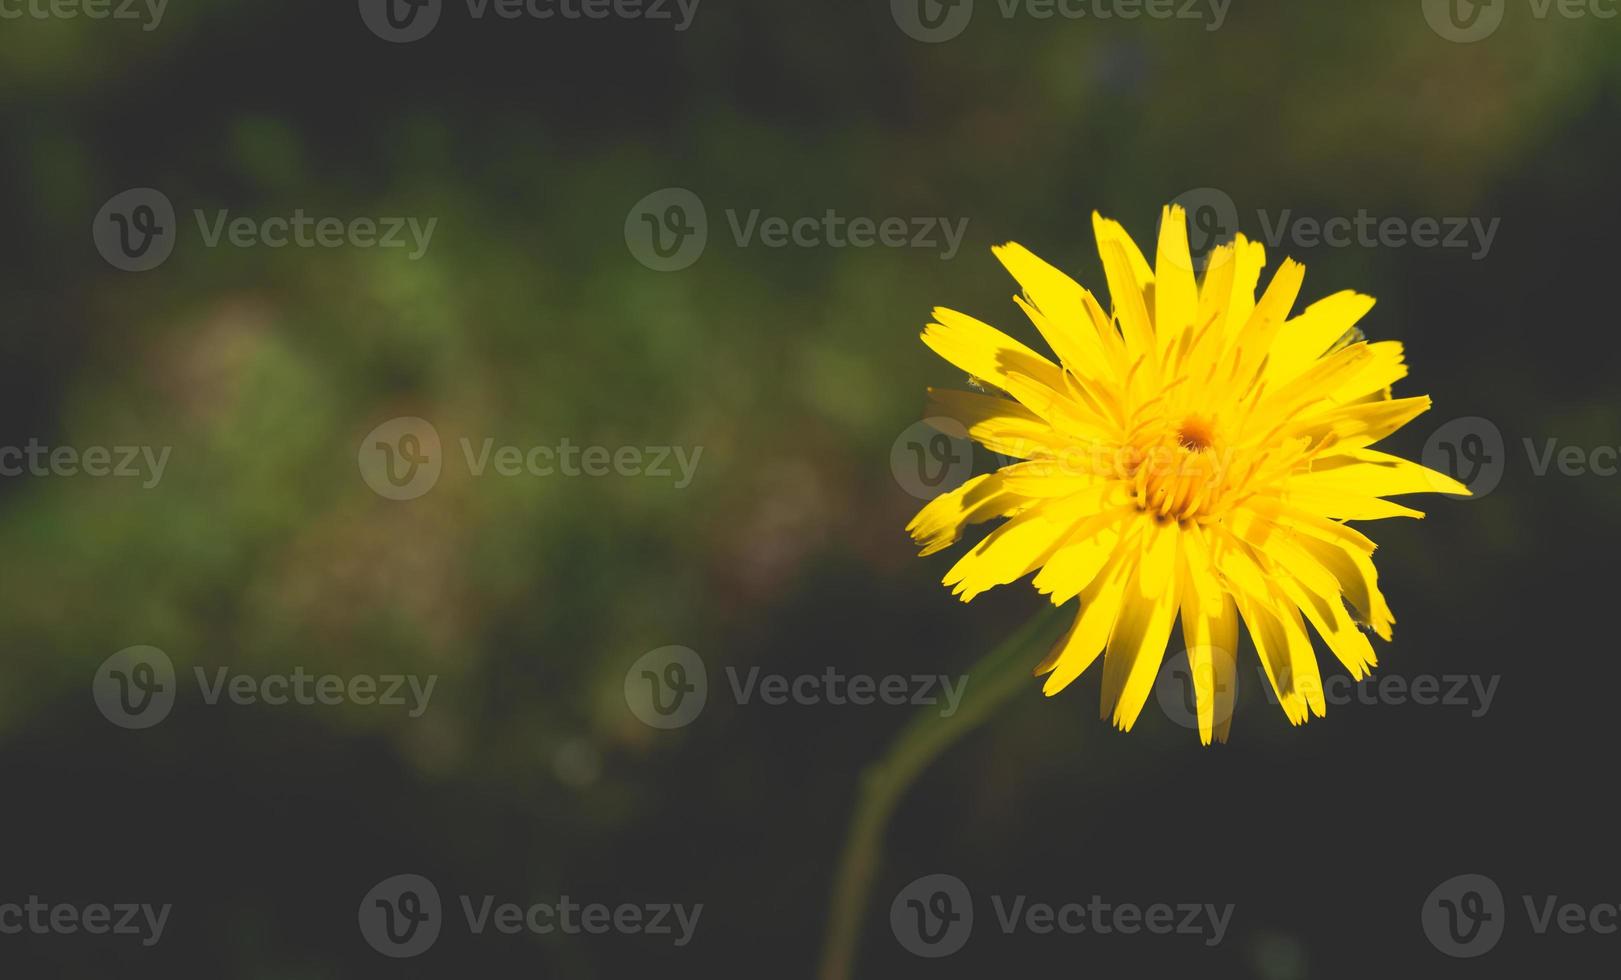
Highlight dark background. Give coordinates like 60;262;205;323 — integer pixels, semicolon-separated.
3;0;1618;976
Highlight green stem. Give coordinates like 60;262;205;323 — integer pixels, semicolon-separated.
816;605;1069;980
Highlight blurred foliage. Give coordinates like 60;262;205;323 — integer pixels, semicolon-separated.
3;0;1621;976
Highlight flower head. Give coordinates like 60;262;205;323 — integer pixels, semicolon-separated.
907;206;1467;743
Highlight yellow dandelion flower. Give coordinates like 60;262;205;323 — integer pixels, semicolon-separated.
906;205;1468;743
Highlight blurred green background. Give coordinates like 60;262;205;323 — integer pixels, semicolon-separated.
3;0;1620;975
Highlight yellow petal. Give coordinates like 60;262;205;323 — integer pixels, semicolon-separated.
1039;548;1131;691
1154;205;1199;356
1286;395;1432;451
1031;503;1134;604
906;472;1023;557
926;388;1069;461
942;494;1100;601
993;242;1118;379
1267;291;1376;381
1177;525;1239;744
1099;520;1181;730
1294;448;1471;498
922;307;1065;393
1221;234;1268;345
